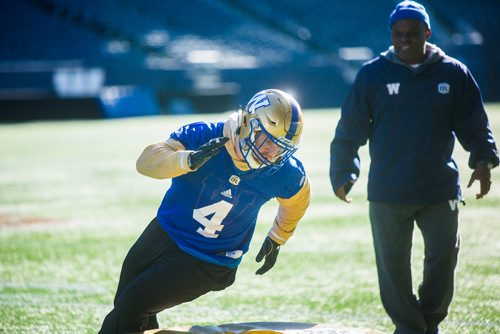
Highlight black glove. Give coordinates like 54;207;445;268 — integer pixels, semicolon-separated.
255;236;280;275
188;137;229;170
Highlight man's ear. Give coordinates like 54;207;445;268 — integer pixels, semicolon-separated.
426;28;431;40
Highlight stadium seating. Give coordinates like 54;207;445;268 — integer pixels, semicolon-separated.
1;0;498;120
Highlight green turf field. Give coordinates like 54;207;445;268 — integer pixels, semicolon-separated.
1;105;499;333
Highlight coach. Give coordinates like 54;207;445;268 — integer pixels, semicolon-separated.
329;1;499;333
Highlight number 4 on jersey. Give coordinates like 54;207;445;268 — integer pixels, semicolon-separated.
193;200;233;238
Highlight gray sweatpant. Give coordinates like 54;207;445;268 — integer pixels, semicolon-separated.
369;201;460;334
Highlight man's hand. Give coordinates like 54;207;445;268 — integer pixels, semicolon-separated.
255;237;280;275
335;181;354;203
188;137;229;170
467;162;492;199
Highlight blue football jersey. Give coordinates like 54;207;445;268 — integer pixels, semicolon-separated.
156;121;306;268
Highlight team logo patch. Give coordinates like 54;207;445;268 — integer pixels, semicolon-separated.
448;199;459;211
438;82;450;94
229;175;240;186
386;82;400;95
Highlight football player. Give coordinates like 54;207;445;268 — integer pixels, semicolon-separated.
99;89;311;333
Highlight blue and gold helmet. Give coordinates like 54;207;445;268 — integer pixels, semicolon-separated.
238;89;303;174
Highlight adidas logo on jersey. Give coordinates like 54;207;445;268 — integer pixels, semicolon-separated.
220;189;233;199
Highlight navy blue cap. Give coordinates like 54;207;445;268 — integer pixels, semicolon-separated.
389;1;431;29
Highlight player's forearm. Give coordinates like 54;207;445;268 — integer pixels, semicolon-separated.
269;177;311;244
136;140;194;179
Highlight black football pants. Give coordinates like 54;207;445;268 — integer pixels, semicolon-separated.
369;201;460;334
98;218;237;334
